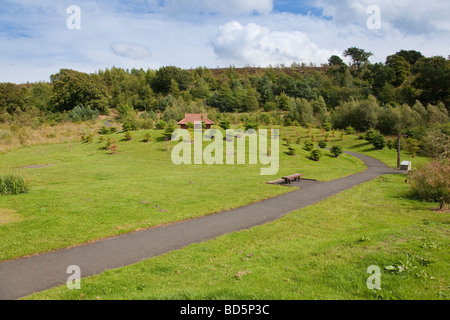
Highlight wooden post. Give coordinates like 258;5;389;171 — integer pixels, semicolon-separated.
397;133;401;169
397;133;408;169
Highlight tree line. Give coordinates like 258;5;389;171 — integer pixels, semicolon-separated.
0;48;449;137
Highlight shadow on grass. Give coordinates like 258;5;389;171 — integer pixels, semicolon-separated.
323;153;337;158
155;136;168;143
348;142;371;150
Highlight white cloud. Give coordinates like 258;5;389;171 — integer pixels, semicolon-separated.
314;0;450;34
211;21;336;67
111;42;152;60
162;0;273;16
1;0;450;83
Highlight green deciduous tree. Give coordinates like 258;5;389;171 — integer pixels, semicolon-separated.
413;56;450;106
0;83;27;114
50;69;109;113
151;66;193;95
385;54;411;86
395;50;424;66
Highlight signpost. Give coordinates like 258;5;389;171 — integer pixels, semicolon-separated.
397;133;408;169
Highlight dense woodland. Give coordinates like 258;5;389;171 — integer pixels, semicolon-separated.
0;48;449;144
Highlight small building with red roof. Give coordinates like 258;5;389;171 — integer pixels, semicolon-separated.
177;114;215;130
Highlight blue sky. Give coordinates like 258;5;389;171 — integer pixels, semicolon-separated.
1;0;449;83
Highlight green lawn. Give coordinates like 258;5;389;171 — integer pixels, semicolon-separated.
25;174;449;300
0;128;367;261
4;126;445;300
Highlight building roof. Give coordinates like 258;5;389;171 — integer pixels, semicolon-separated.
177;114;215;125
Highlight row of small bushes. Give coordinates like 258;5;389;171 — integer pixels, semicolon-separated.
286;141;343;161
0;173;29;196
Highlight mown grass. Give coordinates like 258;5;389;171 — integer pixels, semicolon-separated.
0;128;367;261
25;174;449;300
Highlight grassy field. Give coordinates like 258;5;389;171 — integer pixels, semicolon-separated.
25;174;449;300
0;127;369;262
3;124;445;301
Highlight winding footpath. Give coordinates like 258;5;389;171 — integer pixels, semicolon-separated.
0;151;405;300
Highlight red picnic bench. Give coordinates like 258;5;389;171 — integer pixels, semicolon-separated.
282;173;303;184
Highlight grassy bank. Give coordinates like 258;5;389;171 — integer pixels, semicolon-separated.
25;174;449;300
0;128;367;261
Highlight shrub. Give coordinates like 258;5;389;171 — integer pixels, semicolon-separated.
387;139;396;150
66;105;99;122
330;145;344;158
283;137;291;146
108;144;119;154
122;123;136;132
410;159;449;203
345;126;356;135
156;120;167;130
284;117;292;127
105;137;116;150
98;126;118;135
0;173;29;196
421;127;450;159
125;131;133;141
304;140;314;151
365;128;378;143
323;122;332;131
406;138;420;157
244;120;259;131
318;141;327;149
286;144;296;156
137;118;154;130
143;133;152;143
371;133;386;149
309;149;322;161
219;119;231;130
81;134;94;144
98;126;110;135
163;123;176;141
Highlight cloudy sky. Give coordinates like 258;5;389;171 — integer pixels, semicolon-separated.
1;0;449;83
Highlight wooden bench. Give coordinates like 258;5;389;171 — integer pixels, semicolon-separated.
282;173;303;184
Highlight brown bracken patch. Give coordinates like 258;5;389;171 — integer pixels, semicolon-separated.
0;209;23;226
